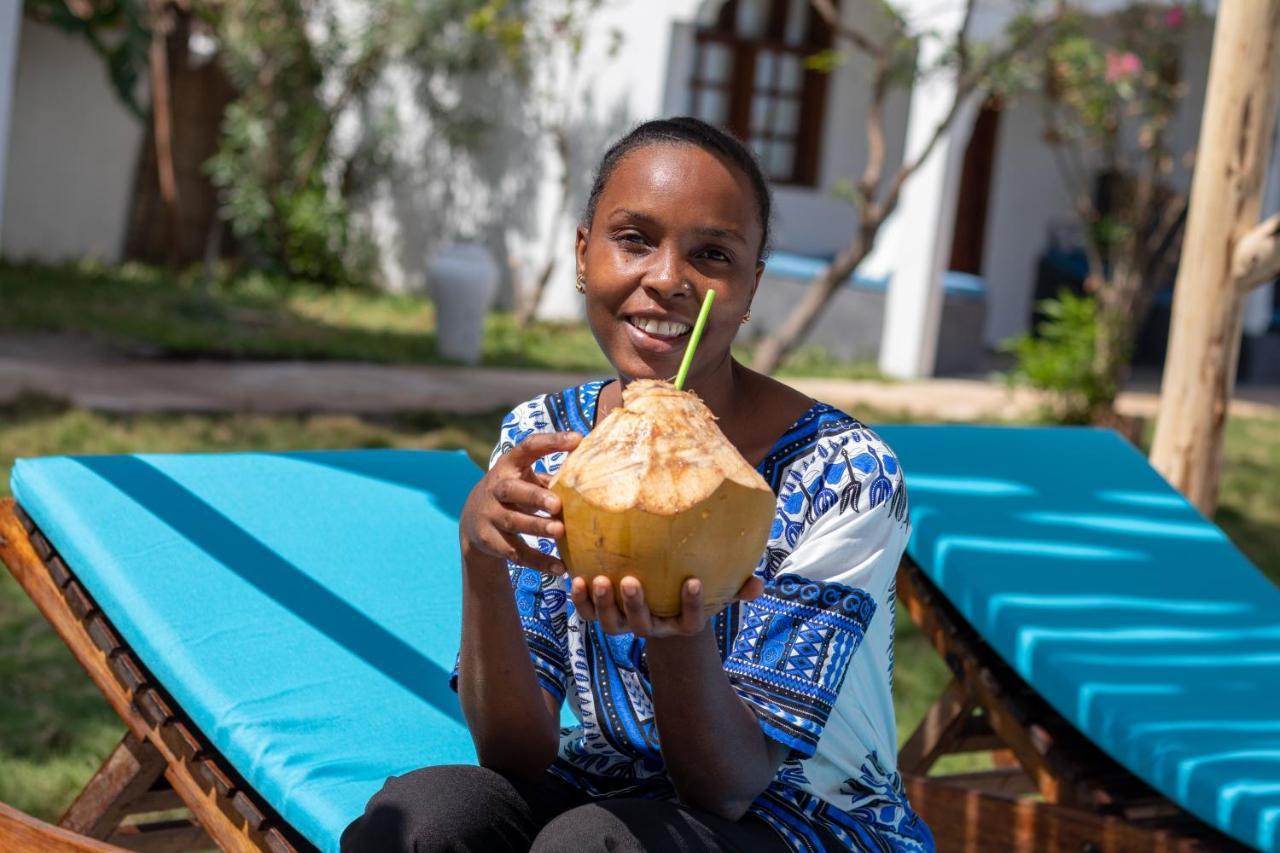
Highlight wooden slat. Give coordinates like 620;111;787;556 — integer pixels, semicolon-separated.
65;579;97;620
0;499;308;853
109;652;147;695
47;553;74;588
903;774;1205;853
61;731;168;838
194;758;237;800
86;614;122;656
0;800;129;852
120;789;187;817
133;687;175;729
108;819;212;852
264;828;296;853
30;528;54;560
158;721;204;763
232;792;268;831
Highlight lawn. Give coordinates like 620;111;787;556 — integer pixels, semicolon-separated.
0;399;1274;822
0;260;883;380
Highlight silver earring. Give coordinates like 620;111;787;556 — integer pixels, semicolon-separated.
576;274;586;294
741;309;752;324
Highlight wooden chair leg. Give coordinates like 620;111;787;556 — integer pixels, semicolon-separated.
59;730;211;851
899;678;977;774
61;731;168;838
0;801;127;852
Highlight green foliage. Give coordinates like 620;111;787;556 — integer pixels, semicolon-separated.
1001;291;1108;424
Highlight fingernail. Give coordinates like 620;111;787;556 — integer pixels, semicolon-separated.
623;583;639;599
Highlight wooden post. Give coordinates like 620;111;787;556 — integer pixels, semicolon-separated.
1149;1;1280;515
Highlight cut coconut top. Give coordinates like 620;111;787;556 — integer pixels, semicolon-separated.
550;379;772;514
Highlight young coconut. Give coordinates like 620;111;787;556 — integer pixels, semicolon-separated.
550;380;775;617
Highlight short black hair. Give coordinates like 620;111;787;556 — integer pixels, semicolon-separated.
581;116;773;262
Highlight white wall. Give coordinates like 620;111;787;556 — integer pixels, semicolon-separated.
0;20;143;263
978;97;1070;346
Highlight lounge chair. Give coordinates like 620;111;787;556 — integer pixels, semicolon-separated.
0;430;1276;851
878;426;1278;852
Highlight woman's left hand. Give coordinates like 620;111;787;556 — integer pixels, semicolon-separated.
571;574;764;638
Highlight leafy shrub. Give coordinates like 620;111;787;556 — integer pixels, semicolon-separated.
1001;291;1109;424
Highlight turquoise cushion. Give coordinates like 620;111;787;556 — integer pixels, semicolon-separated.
12;450;486;852
877;426;1280;852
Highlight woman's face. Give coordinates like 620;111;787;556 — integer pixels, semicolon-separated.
576;143;764;385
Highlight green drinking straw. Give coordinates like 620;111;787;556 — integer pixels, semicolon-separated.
674;289;715;391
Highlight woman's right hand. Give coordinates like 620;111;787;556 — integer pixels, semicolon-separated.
459;431;582;576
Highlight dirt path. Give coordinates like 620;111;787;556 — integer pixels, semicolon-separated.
2;334;1276;421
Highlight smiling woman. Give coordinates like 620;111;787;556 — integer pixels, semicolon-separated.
341;118;933;853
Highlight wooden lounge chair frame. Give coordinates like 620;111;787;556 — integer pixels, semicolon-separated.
0;499;313;853
894;554;1248;852
0;496;1252;851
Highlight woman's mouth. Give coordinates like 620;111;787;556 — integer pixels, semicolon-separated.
625;315;692;353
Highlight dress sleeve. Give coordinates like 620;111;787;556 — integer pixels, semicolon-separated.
725;431;910;757
450;401;572;703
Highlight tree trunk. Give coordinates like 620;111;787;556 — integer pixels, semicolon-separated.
124;7;237;266
1149;0;1280;515
750;229;874;374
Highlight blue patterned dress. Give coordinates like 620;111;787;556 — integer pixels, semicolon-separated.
465;380;933;853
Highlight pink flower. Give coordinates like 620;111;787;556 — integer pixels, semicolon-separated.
1164;6;1186;29
1105;51;1143;83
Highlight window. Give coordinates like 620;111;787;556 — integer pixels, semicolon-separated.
689;0;835;186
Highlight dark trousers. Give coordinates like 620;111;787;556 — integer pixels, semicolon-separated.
340;764;800;852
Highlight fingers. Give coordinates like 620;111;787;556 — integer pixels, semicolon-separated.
570;575;647;635
491;505;564;541
571;576;597;622
472;526;565;575
592;576;628;634
678;579;706;634
506;431;582;472
492;478;562;517
619;577;653;637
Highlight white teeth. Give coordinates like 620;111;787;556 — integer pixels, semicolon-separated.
630;316;691;337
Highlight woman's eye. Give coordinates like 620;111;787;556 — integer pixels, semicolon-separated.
700;247;731;263
613;232;649;249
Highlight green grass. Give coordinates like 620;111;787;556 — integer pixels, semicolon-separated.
0;260;882;379
0;398;1275;819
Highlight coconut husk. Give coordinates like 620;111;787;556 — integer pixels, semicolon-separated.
550;379;775;617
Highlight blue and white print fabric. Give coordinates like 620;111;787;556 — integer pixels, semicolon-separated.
470;380;932;852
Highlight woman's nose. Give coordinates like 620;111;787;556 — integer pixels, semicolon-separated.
641;245;691;300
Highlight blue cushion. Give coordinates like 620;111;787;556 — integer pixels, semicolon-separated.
11;450;486;852
877;426;1280;852
763;250;987;300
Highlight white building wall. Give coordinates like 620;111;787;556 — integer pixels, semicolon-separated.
0;19;143;263
978;98;1072;346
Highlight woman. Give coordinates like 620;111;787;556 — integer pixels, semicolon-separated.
342;117;933;853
